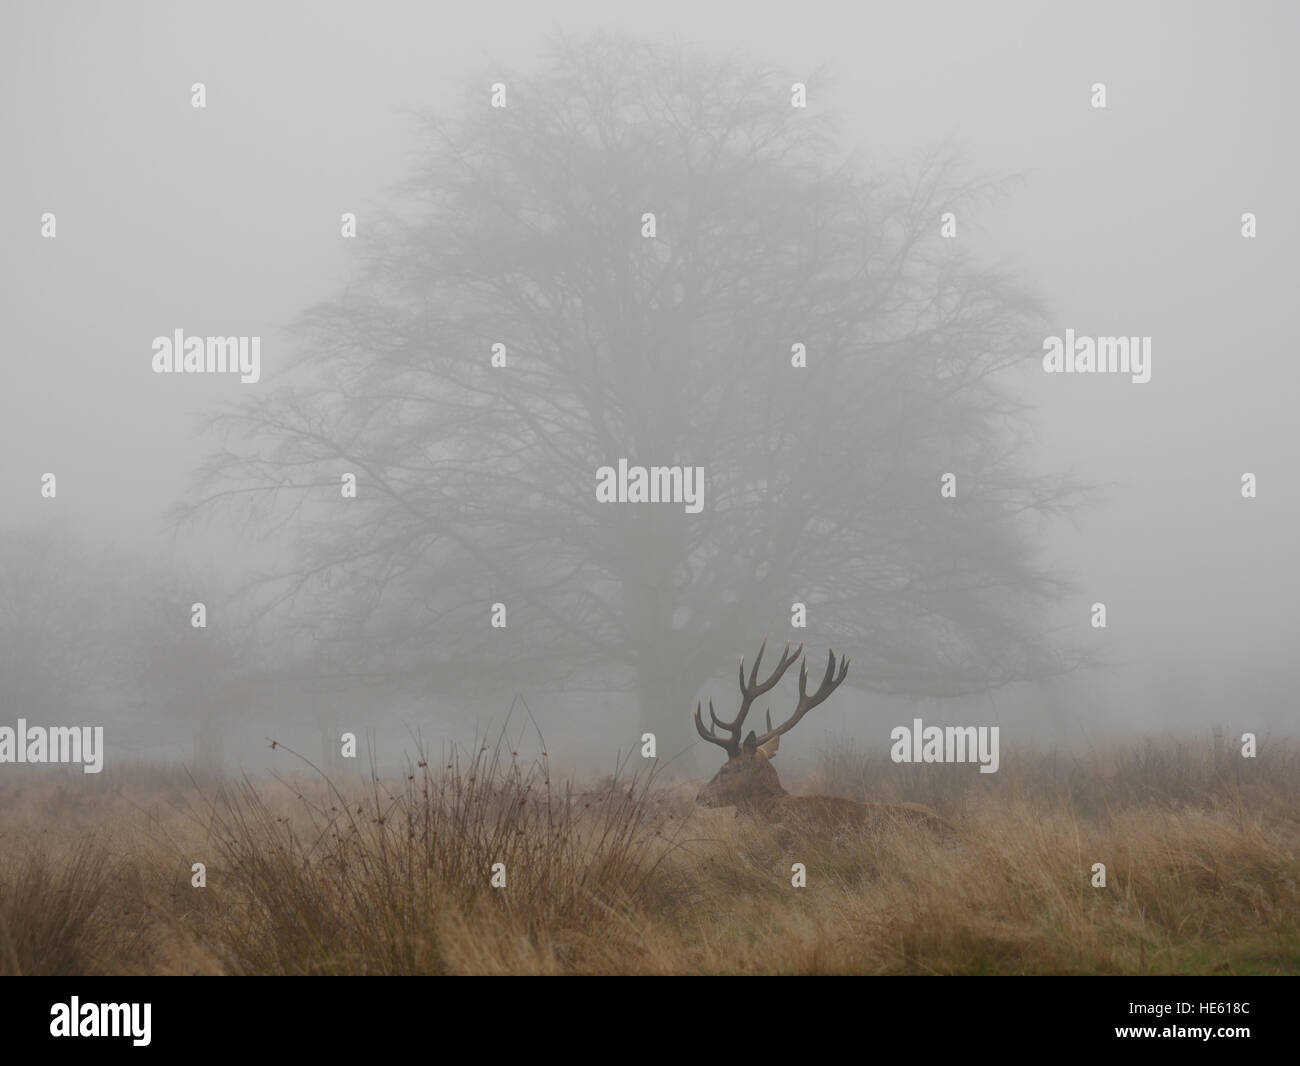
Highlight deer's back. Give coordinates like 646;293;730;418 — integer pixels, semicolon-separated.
768;794;948;833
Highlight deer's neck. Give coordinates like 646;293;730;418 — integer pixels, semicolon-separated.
742;783;788;818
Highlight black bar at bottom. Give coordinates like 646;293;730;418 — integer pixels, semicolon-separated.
0;976;1291;1055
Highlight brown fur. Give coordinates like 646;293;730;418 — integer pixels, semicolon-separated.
696;747;950;834
694;642;951;836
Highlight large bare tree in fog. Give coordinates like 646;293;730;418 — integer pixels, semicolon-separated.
185;34;1084;758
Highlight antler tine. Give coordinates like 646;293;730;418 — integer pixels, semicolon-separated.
754;647;850;750
697;640;812;756
823;649;848;692
694;699;739;755
799;648;839;702
711;639;795;731
730;639;802;734
739;640;802;696
748;639;763;687
739;638;765;696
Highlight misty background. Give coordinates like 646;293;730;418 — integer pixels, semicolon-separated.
1;1;1295;780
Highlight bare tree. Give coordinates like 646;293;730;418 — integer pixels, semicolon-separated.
122;579;255;774
181;33;1087;762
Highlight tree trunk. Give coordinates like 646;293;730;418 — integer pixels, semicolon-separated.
192;717;226;776
623;531;709;777
635;667;706;778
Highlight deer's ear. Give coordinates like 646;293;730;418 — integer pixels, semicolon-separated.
758;733;779;759
742;731;758;755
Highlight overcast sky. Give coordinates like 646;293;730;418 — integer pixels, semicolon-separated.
2;1;1295;744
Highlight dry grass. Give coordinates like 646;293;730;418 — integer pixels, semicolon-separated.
0;731;1296;975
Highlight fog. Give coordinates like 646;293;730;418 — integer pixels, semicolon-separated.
2;1;1295;779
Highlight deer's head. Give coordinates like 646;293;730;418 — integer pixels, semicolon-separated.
694;639;849;811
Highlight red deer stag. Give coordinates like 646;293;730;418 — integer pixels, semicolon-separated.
694;640;946;833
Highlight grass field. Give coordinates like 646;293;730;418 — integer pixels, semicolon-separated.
1;731;1297;975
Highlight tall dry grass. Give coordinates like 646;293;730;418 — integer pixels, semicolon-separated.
0;731;1296;975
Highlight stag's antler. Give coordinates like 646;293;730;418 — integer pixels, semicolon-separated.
694;639;803;756
752;648;849;751
695;638;838;756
